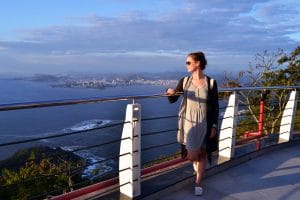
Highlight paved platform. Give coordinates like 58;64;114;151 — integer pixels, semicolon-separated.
158;143;300;200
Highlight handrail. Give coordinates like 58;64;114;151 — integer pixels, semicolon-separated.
0;85;299;199
0;93;165;111
0;121;129;147
0;86;299;111
219;85;300;92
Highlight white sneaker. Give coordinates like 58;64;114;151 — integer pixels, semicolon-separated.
195;186;203;196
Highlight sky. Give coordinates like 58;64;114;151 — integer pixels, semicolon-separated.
0;0;299;75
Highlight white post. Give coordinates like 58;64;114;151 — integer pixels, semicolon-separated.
218;92;238;164
279;90;298;143
119;103;141;199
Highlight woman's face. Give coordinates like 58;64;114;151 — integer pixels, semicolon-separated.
186;56;200;73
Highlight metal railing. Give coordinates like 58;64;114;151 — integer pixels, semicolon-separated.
0;86;299;200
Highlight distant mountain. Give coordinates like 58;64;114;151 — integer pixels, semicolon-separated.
9;71;226;86
28;74;68;82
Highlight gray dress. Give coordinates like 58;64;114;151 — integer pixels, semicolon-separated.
184;78;208;150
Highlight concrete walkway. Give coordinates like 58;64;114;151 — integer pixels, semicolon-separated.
159;143;300;200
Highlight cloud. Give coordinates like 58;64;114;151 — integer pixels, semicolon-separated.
0;46;7;51
0;0;299;74
250;1;300;23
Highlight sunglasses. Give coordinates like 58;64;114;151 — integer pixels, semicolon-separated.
186;61;192;65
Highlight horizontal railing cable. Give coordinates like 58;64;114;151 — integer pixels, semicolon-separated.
32;166;143;200
0;121;129;147
142;152;181;167
243;115;292;125
236;121;259;127
0;113;288;185
141;141;178;152
219;126;234;131
0;86;299;112
0;151;132;188
237;104;256;108
236;132;289;146
236;115;293;128
236;121;292;130
239;124;291;137
71;171;118;192
72;137;129;153
139;162;194;192
219;105;233;110
141;115;177;121
219;115;235;121
236;110;292;118
2;136;127;168
237;111;266;117
141;128;177;136
1;86;299;199
218;137;232;142
237;98;295;107
264;115;293;122
0;93;169;111
237;102;294;109
118;167;132;174
221;86;300;92
218;146;231;152
83;180;131;200
28;174;125;200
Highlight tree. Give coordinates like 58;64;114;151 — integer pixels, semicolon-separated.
278;46;300;85
223;46;299;137
0;146;85;199
278;46;300;131
0;158;71;199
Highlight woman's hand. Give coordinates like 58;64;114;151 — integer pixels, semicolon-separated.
210;127;217;139
165;88;176;95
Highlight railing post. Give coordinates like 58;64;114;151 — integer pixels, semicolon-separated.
218;92;238;164
279;90;298;143
119;103;141;199
256;98;265;150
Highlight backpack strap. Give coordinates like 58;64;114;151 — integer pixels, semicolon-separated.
210;78;214;91
183;76;189;90
207;76;217;129
207;76;214;91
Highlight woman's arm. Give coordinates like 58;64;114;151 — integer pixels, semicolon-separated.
166;77;184;104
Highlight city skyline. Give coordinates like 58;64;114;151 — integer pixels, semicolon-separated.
0;0;299;75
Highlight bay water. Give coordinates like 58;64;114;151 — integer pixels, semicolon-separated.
0;79;180;178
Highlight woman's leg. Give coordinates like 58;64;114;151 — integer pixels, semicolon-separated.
187;149;205;185
187;149;200;161
195;148;207;185
187;148;206;195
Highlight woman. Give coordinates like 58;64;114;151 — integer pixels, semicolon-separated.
166;51;219;196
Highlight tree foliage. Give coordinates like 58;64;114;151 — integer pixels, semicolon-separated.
278;46;300;85
223;46;300;137
0;146;85;200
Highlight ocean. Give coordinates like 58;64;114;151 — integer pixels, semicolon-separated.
0;78;180;179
